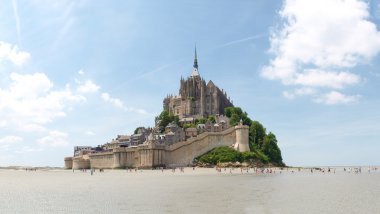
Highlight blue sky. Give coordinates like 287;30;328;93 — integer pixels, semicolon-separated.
1;0;380;167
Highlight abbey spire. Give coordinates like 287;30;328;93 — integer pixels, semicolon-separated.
193;46;198;69
191;46;200;77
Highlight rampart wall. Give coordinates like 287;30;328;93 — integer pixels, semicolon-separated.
164;127;237;167
67;125;248;169
72;155;90;169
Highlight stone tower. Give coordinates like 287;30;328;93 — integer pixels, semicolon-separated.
163;47;234;118
234;120;250;152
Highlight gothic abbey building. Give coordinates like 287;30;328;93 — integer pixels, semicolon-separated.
163;48;234;120
64;48;249;169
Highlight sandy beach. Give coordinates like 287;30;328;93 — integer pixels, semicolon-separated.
1;167;379;213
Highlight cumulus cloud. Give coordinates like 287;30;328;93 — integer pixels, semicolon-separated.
85;130;96;136
293;70;360;89
283;87;316;99
101;92;149;115
0;41;30;66
77;80;100;93
0;72;85;131
37;130;69;147
101;92;126;110
0;136;23;144
0;136;23;150
15;146;44;154
313;91;361;105
261;0;380;104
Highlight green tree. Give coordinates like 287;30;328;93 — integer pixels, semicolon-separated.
224;107;251;126
230;113;240;126
207;115;216;123
157;110;179;133
262;132;283;164
249;121;266;150
195;118;207;125
134;127;144;134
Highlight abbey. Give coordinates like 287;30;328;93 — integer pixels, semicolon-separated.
163;48;233;119
64;48;249;170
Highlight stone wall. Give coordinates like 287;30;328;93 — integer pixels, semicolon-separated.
64;157;73;169
89;152;114;169
72;155;90;169
164;127;237;167
67;125;249;169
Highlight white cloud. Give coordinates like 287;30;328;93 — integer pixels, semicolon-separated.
283;87;316;99
15;146;44;154
313;91;360;105
101;92;127;110
262;0;380;104
85;130;96;136
101;92;149;115
293;69;360;89
78;69;84;75
11;0;21;45
77;80;100;93
0;72;85;131
0;41;30;66
37;130;69;147
0;136;23;150
0;136;23;144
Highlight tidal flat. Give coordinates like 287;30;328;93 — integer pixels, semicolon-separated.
0;167;379;214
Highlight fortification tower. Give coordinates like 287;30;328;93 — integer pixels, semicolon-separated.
64;157;73;169
234;120;250;152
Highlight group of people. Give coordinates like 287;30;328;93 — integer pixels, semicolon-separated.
72;166;379;176
214;167;277;174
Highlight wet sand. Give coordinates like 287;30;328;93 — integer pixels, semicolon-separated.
0;167;379;213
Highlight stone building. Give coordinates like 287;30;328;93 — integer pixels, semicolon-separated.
64;48;250;170
73;146;93;157
163;48;233;119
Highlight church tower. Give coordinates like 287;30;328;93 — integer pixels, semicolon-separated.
191;46;200;77
164;47;233;119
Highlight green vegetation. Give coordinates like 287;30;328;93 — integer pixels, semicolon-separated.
224;107;252;126
134;127;144;134
262;132;283;164
225;106;283;166
156;110;218;132
194;146;269;165
183;123;196;129
193;116;215;125
194;118;207;125
207;115;216;123
195;146;243;164
195;107;284;166
156;110;179;133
